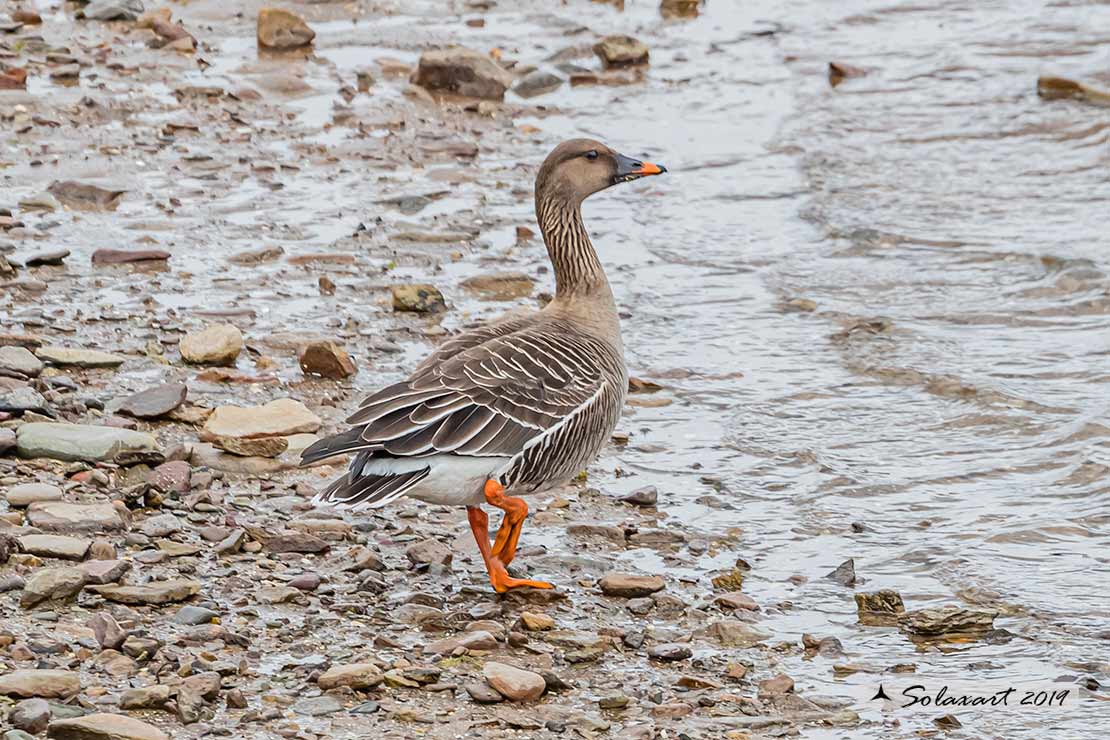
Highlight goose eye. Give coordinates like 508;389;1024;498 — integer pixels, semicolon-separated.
585;150;599;161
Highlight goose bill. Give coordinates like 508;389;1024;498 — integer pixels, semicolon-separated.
613;152;667;184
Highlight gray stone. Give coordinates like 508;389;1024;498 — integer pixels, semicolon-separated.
120;685;170;709
0;386;50;415
115;383;187;419
43;713;168;740
620;485;658;507
4;482;63;507
0;669;80;698
88;613;127;650
599;573;665;598
0;346;43;377
90;579;200;605
79;0;145;22
25;502;126;533
10;698;50;734
20;567;86;608
18;534;91;560
293;695;342;716
137;513;182;538
173;606;219;625
34;346;126;368
80;559;130;584
179;324;242;365
16;423;158;463
648;643;692;662
413;46;514;100
513;70;562;99
483;661;545;701
405;538;452;567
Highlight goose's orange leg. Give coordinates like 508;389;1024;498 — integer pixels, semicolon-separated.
485;480;528;565
466;482;552;593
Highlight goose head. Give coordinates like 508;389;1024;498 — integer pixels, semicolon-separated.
537;138;666;205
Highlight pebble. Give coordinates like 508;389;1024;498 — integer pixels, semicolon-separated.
288;572;321;591
855;590;906;626
483;661;546;701
317;662;384;690
425;630;497;654
648;643;692;662
146;460;191;493
708;619;770;648
902;605;997;636
180;324;243;365
406;538;453;567
80;559;130;584
173;605;220;625
298;341;357;379
826;558;856;586
138;513;183;538
513;70;563;99
391;283;447;313
3;482;63;507
758;673;795;697
17;423;159;463
620;485;658;506
460;272;535;300
593;35;650;68
89;613;127;650
266;532;329;554
520;611;555;631
119;685;171;709
599;573;665;598
714;592;760;612
115;382;187;418
293;695;343;716
257;7;315;49
466;681;504;703
211;434;288;458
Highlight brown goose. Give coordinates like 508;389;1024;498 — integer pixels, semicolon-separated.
301;139;666;591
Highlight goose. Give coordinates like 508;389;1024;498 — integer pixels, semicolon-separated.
301;139;666;591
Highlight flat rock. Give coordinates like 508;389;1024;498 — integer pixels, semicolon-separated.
620;485;658;506
146;461;190;493
758;673;795;697
180;324;242;366
91;249;170;264
211;434;288;458
21;567;87;607
18;535;91;560
257;7;315;49
46;713;168;740
266;532;329;554
115;383;187;419
78;0;145;22
425;630;497;654
392;283;446;313
714;592;760;612
292;695;342;717
120;685;171;709
88;613;126;649
298;341;357;379
0;346;43;377
513;70;562;99
202;398;320;438
406;538;452;567
26;502;126;533
599;573;665;598
17;423;158;463
707;619;770;648
413;46;513;100
460;272;535;300
35;347;125;369
4;482;63;507
901;605;997;636
0;669;80;698
826;558;856;587
1;386;51;415
317;663;384;690
483;661;545;701
80;559;130;585
173;606;219;625
90;579;200;605
466;681;504;703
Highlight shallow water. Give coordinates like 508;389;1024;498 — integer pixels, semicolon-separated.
5;0;1109;736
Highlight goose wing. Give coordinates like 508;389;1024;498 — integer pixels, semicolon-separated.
302;321;622;506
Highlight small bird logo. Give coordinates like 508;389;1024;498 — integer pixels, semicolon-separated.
872;684;891;701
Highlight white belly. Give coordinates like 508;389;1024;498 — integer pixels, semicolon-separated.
360;454;511;507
